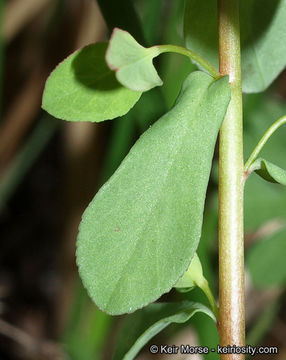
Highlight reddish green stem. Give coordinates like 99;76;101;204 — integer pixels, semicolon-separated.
218;0;245;358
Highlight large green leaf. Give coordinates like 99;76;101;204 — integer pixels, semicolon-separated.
76;71;230;315
106;28;162;92
240;0;286;93
184;0;286;93
247;227;286;288
249;158;286;185
117;302;215;360
42;43;141;122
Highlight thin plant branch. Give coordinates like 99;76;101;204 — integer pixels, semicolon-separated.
157;44;221;79
244;115;286;172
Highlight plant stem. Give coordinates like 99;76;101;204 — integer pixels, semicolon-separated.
218;0;245;358
156;44;220;79
244;115;286;172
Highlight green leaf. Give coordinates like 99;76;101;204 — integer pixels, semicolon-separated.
247;227;286;288
173;251;198;292
249;158;286;185
243;94;286;230
244;170;286;231
184;0;218;72
175;252;218;319
186;208;219;360
115;301;215;360
113;302;171;360
76;71;230;315
42;43;141;122
175;253;203;289
240;0;286;93
184;0;286;93
106;28;163;92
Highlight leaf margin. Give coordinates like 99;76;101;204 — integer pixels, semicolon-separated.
42;42;142;123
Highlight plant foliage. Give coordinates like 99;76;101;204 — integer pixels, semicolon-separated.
76;72;230;314
118;301;215;360
249;158;286;185
106;28;163;91
42;43;142;122
184;0;286;93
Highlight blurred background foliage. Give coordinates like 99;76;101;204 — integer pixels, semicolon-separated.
0;0;286;359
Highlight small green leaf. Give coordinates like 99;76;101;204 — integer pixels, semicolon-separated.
42;43;141;122
119;302;216;360
76;71;230;315
106;28;163;92
249;158;286;185
175;252;203;290
175;253;219;320
184;0;286;93
247;227;286;288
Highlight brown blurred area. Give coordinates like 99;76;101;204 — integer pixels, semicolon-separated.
0;1;110;358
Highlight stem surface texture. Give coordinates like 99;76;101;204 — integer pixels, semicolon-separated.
218;0;245;358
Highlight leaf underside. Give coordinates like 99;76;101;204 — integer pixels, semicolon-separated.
247;227;286;288
250;158;286;185
106;28;162;92
42;42;142;122
184;0;286;93
76;71;230;315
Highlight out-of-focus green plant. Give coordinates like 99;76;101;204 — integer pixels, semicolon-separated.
42;0;286;359
0;0;4;116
